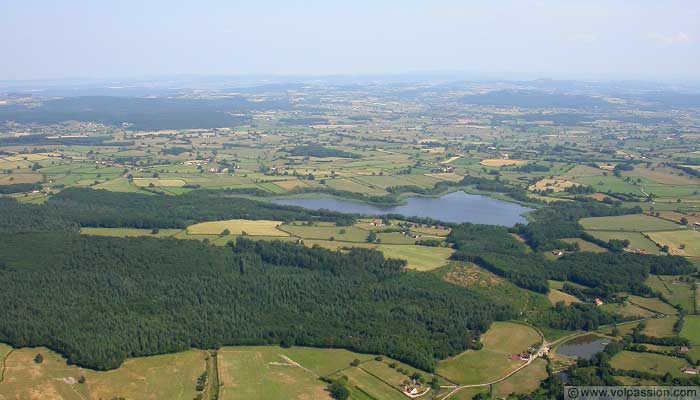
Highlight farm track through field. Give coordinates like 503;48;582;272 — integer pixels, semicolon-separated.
0;348;13;383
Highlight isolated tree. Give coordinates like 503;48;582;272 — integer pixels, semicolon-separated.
34;354;43;364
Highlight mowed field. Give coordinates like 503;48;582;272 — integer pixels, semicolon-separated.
547;289;582;305
626;295;678;316
580;214;680;232
610;351;688;378
376;244;454;271
187;219;289;236
645;230;700;257
437;322;541;385
644;275;695;313
681;316;700;345
80;227;182;238
217;347;333;400
491;358;548;399
0;347;206;400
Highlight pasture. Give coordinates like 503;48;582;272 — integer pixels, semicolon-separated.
376;244;454;271
81;227;182;238
547;289;582;305
641;317;677;338
480;159;528;167
645;230;700;257
610;351;688;378
437;322;541;385
0;346;206;400
585;231;660;253
492;358;548;399
187;219;288;236
681;316;700;345
580;214;680;232
217;346;332;400
644;275;695;313
626;295;678;316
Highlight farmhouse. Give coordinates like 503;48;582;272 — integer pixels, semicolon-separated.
594;298;604;306
681;367;699;375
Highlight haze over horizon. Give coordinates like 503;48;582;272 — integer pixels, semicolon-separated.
2;0;700;82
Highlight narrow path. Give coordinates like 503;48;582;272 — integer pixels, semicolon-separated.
0;348;14;383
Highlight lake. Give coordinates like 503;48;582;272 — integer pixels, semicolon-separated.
556;334;610;360
272;191;532;226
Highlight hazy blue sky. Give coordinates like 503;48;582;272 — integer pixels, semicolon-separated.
2;0;699;81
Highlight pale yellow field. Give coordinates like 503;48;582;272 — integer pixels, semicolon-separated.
480;159;528;167
548;289;582;305
273;179;309;191
132;178;187;187
529;178;582;192
645;230;700;257
0;347;206;400
186;219;289;236
425;172;464;182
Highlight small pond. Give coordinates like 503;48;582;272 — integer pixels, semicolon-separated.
556;334;610;360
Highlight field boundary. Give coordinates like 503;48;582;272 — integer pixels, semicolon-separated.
0;348;14;383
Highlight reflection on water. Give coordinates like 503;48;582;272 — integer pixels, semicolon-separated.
273;191;532;226
556;334;610;360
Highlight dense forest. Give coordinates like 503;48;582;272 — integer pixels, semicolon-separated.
0;230;512;372
449;214;693;297
43;187;357;228
0;96;279;130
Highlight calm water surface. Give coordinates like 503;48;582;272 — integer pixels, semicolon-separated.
556;334;610;360
272;191;532;226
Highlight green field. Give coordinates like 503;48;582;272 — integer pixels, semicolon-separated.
187;219;289;236
681;316;700;345
646;230;700;257
0;346;206;400
610;351;688;378
217;346;332;400
644;275;695;313
585;230;660;253
547;289;582;305
580;214;680;232
376;244;454;271
81;227;183;238
641;317;677;338
437;322;541;385
492;358;548;399
279;224;370;242
626;295;678;316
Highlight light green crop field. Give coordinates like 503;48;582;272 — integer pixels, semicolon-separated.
0;346;206;400
279;224;369;242
375;232;417;244
80;227;183;238
585;231;660;253
580;214;680;232
600;303;655;319
217;346;332;400
338;367;407;400
437;322;541;385
376;244;454;271
626;295;678;316
610;351;688;378
492;358;548;399
681;316;700;345
641;317;677;338
560;238;607;253
644;275;695;313
187;219;288;236
547;289;582;305
646;230;700;257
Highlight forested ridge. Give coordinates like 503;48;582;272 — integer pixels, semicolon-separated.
0;223;511;372
44;187;356;228
448;200;694;297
